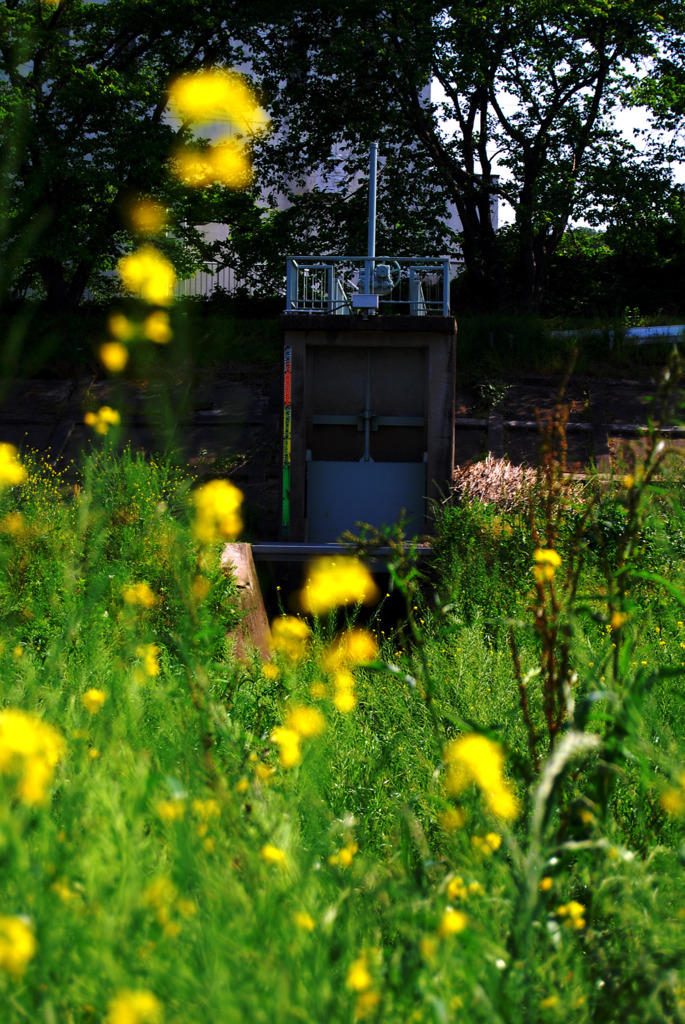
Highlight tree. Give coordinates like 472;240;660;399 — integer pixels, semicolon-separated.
243;0;682;311
0;0;273;312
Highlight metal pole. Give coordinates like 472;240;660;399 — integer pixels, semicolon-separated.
365;142;377;294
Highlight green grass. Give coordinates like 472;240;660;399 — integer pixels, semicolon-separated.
0;407;682;1023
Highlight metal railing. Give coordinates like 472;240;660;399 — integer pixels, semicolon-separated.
284;256;451;316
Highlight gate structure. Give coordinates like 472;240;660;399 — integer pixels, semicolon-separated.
280;314;456;543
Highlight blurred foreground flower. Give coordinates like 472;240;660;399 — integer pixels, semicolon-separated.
0;709;65;806
123;582;156;609
192;479;243;543
100;341;129;373
81;688;106;714
84;406;120;435
106;989;162;1024
167;68;269;134
323;628;378;671
444;734;519;821
0;443;26;488
118;245;175;305
172;141;253;189
0;915;36;975
300;556;379;615
126;197;167;236
533;547;562;583
270;616;310;661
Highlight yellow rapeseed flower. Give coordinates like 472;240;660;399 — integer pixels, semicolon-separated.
167;68;269;134
0;709;65;806
292;910;315;931
108;313;137;341
329;841;359;868
84;406;120;436
270;616;310;661
557;901;586;929
210;139;253;188
127;198;167;236
346;956;372;992
533;547;562;583
156;799;185;823
260;843;287;868
122;582;156;608
286;705;326;739
135;644;160;678
192;479;243;543
333;670;357;712
299;556;379;615
0;444;26;488
323;628;378;671
118;245;175;306
0;916;36;975
143;311;172;345
81;688;106;714
100;341;129;373
270;726;302;769
437;906;468;938
444;734;520;821
470;832;502;856
106;989;162;1024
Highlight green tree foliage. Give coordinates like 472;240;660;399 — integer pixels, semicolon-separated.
244;0;683;311
0;0;271;312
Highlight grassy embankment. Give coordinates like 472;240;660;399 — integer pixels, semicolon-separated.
0;357;683;1023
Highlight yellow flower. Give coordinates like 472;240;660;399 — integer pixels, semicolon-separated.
286;705;326;739
470;832;502;856
440;806;468;831
323;628;378;671
540;876;553;892
438;907;468;938
0;444;26;488
122;582;156;608
100;341;129;373
355;990;381;1018
81;688;106;714
192;798;220;821
191;479;243;543
171;148;215;188
346;956;372;992
135;644;161;678
156;799;185;822
446;876;467;901
299;557;379;615
444;734;519;820
127;198;167;236
610;611;628;631
329;841;358;868
292;910;315;931
106;989;162;1024
333;670;357;713
533;547;561;583
262;662;280;680
622;473;635;489
270;726;302;769
0;916;36;975
84;406;120;435
557;901;586;929
108;313;137;341
0;709;65;806
143;311;173;345
270;616;310;661
118;245;176;305
260;843;287;868
167;68;269;134
534;548;562;567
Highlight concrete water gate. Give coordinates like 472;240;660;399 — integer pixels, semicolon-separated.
280;313;456;543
